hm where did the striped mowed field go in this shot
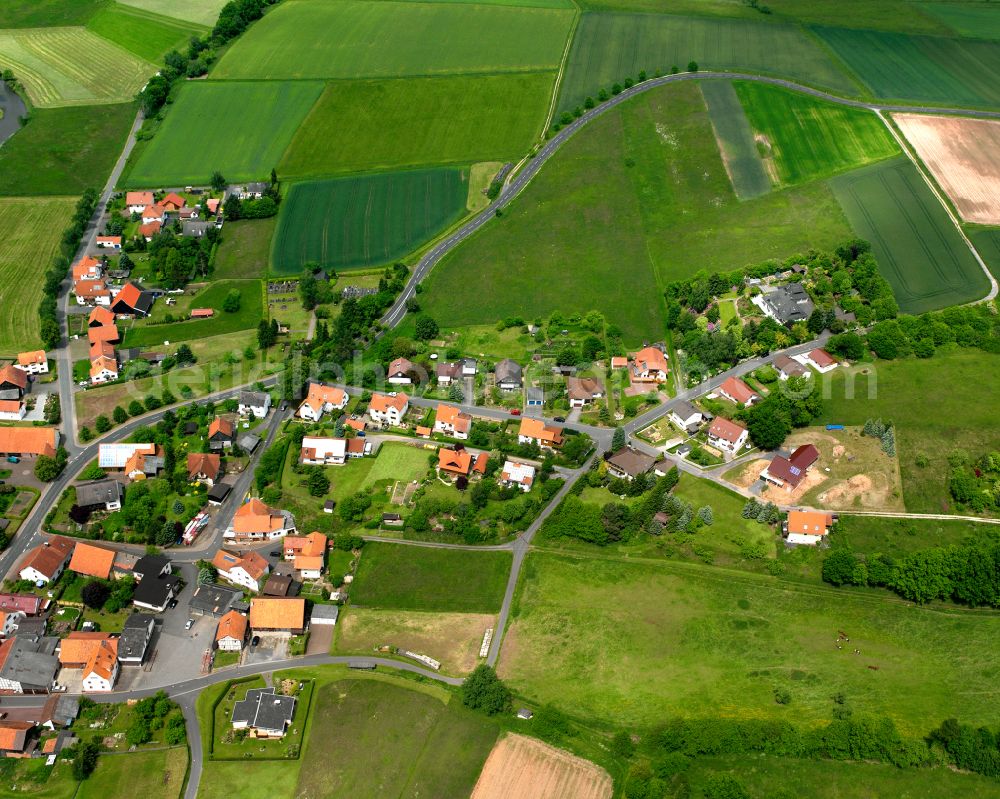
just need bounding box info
[272,170,469,273]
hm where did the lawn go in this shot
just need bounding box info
[197,762,298,799]
[0,0,107,28]
[278,73,554,178]
[557,13,859,111]
[832,514,1000,559]
[351,541,511,613]
[86,4,205,63]
[334,607,494,675]
[700,80,770,199]
[117,0,230,27]
[208,677,312,760]
[0,103,136,196]
[272,170,469,273]
[121,280,263,346]
[422,82,851,344]
[688,753,1000,798]
[0,760,78,799]
[922,2,1000,39]
[294,679,497,799]
[212,218,276,280]
[0,27,154,108]
[122,80,324,187]
[734,80,900,186]
[814,26,1000,107]
[0,196,77,352]
[77,748,187,799]
[830,156,991,313]
[500,551,1000,732]
[211,0,573,80]
[816,350,1000,514]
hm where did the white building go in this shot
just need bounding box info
[300,436,347,466]
[707,417,749,455]
[499,461,535,492]
[238,390,271,419]
[368,393,408,427]
[297,383,347,422]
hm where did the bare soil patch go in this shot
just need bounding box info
[895,113,1000,224]
[725,458,768,488]
[470,733,612,799]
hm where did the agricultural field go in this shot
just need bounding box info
[500,552,1000,731]
[117,0,230,27]
[422,82,851,343]
[0,102,136,196]
[816,350,1000,514]
[334,607,494,674]
[212,218,276,280]
[211,0,573,80]
[86,4,205,63]
[471,734,613,799]
[76,748,187,799]
[734,81,899,186]
[830,156,990,313]
[295,679,498,799]
[0,0,107,28]
[0,27,154,107]
[895,113,1000,225]
[814,26,1000,107]
[272,170,468,273]
[123,81,324,187]
[278,74,554,178]
[351,542,511,613]
[921,1,1000,39]
[700,80,770,199]
[0,196,77,352]
[968,227,1000,280]
[557,13,860,111]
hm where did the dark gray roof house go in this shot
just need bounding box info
[760,283,813,325]
[189,583,242,617]
[238,433,261,453]
[606,446,656,481]
[669,400,703,431]
[133,555,171,581]
[132,573,179,612]
[181,221,213,238]
[75,479,124,509]
[0,636,59,693]
[118,615,155,664]
[495,359,522,390]
[231,688,296,737]
[207,482,232,504]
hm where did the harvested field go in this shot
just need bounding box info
[894,113,1000,225]
[471,734,612,799]
[117,0,229,26]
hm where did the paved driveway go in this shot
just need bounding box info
[243,634,289,666]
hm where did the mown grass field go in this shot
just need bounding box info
[352,542,511,613]
[921,1,1000,39]
[814,26,1000,107]
[734,81,899,186]
[0,760,77,799]
[273,170,468,273]
[423,82,851,343]
[501,552,1000,731]
[816,350,1000,515]
[558,13,859,110]
[688,754,1000,798]
[86,4,205,62]
[117,0,229,26]
[212,0,573,80]
[77,748,187,799]
[0,102,135,196]
[833,514,1000,559]
[0,197,76,352]
[830,156,990,313]
[197,762,297,799]
[0,27,154,107]
[0,0,106,28]
[122,280,262,346]
[278,73,554,177]
[296,679,497,799]
[700,80,770,199]
[123,81,323,187]
[212,218,276,280]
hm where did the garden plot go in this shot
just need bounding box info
[894,113,1000,225]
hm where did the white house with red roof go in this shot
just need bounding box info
[499,460,535,492]
[297,382,347,422]
[707,417,749,455]
[434,403,471,440]
[798,348,839,374]
[368,393,408,427]
[718,376,760,406]
[141,205,166,224]
[14,351,47,376]
[387,358,415,385]
[95,236,121,250]
[631,346,670,383]
[126,191,154,214]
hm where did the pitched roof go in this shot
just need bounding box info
[0,427,57,457]
[435,403,471,433]
[0,594,41,615]
[187,452,221,481]
[75,478,123,508]
[89,341,116,361]
[126,191,153,206]
[96,236,121,246]
[790,444,820,469]
[567,376,605,400]
[17,350,46,367]
[808,348,836,368]
[773,354,808,376]
[786,510,834,535]
[88,307,115,327]
[294,555,324,572]
[501,460,535,486]
[72,256,102,280]
[98,442,156,469]
[68,542,115,580]
[388,357,414,377]
[607,446,656,477]
[58,632,114,666]
[0,365,27,390]
[216,610,247,643]
[0,400,22,415]
[708,417,747,444]
[438,447,472,475]
[719,376,758,405]
[494,358,521,382]
[74,279,110,299]
[141,204,165,218]
[213,549,268,580]
[610,356,628,369]
[518,418,563,445]
[84,638,117,681]
[161,192,185,209]
[233,498,285,534]
[249,598,305,630]
[114,282,143,310]
[90,355,118,380]
[284,532,327,558]
[473,452,489,474]
[369,392,408,414]
[208,417,234,439]
[138,220,161,238]
[0,721,33,751]
[87,323,119,345]
[633,346,669,374]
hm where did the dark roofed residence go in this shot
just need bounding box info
[761,444,821,490]
[189,583,242,617]
[606,446,656,481]
[75,479,124,510]
[231,687,296,738]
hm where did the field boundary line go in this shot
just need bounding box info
[875,109,998,304]
[542,4,581,132]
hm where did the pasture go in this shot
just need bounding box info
[816,350,1000,514]
[0,197,77,352]
[197,762,297,799]
[211,0,573,80]
[278,73,554,177]
[0,102,136,196]
[76,748,187,799]
[734,81,899,186]
[295,679,497,799]
[0,27,154,107]
[895,113,1000,225]
[422,82,850,343]
[500,551,1000,731]
[830,156,990,313]
[122,81,323,187]
[471,735,613,799]
[351,542,511,613]
[0,0,106,28]
[117,0,229,26]
[921,2,1000,39]
[833,514,1000,559]
[814,27,1000,107]
[212,218,275,280]
[700,80,770,199]
[86,4,205,63]
[272,170,468,273]
[558,13,859,110]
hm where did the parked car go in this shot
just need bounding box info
[251,635,261,648]
[510,408,521,416]
[168,598,178,609]
[269,550,281,558]
[553,416,565,423]
[185,618,194,630]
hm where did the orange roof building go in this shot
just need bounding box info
[139,220,162,239]
[16,350,47,369]
[0,365,28,391]
[216,610,248,650]
[58,632,115,667]
[249,598,305,633]
[785,510,836,545]
[298,382,348,421]
[517,418,563,447]
[161,192,185,210]
[82,638,118,691]
[208,417,234,441]
[68,542,116,580]
[0,427,58,458]
[437,447,488,477]
[87,323,120,346]
[126,191,153,208]
[228,498,295,541]
[188,452,221,482]
[719,376,759,406]
[282,532,327,559]
[72,256,102,281]
[88,306,115,327]
[0,721,33,752]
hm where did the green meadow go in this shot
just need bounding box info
[700,80,770,199]
[86,4,204,62]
